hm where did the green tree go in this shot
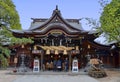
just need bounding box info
[83,0,120,47]
[0,0,33,68]
[0,0,21,29]
[0,26,33,68]
[100,0,120,47]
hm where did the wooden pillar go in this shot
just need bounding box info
[69,52,72,72]
[107,55,109,66]
[111,52,115,67]
[101,57,104,63]
[119,51,120,68]
[40,50,43,71]
[118,51,120,68]
[113,56,115,67]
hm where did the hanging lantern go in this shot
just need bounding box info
[21,44,24,48]
[46,49,50,55]
[34,45,37,50]
[55,50,58,55]
[14,57,18,64]
[88,44,90,49]
[51,55,53,58]
[74,46,80,54]
[76,46,79,50]
[63,50,67,55]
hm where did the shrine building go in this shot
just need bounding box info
[10,6,120,71]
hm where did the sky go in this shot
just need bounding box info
[12,0,102,31]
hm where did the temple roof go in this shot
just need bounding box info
[12,6,88,37]
[27,6,84,32]
[29,18,83,31]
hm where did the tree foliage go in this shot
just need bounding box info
[0,0,33,68]
[100,0,120,47]
[0,0,21,29]
[0,26,33,68]
[83,0,120,47]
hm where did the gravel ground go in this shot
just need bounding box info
[0,69,120,82]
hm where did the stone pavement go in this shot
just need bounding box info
[0,69,120,82]
[96,70,120,82]
[12,75,98,82]
[0,70,22,82]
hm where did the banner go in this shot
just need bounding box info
[33,59,40,72]
[72,59,78,73]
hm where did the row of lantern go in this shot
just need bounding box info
[33,45,80,55]
[46,49,80,55]
[46,49,67,55]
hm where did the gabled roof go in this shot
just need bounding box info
[28,6,84,33]
[12,6,88,37]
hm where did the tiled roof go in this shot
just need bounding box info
[29,18,84,31]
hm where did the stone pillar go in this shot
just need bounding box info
[18,53,27,72]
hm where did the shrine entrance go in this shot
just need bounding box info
[43,53,69,71]
[32,45,78,72]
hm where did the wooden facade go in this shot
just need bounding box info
[10,7,120,70]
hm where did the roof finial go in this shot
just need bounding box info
[52,5,61,16]
[56,5,58,10]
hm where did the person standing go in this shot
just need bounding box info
[53,59,57,71]
[56,59,62,71]
[64,58,69,72]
